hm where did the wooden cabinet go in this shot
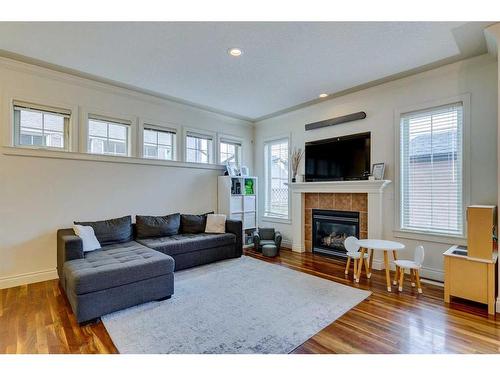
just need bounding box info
[444,245,497,315]
[467,205,496,259]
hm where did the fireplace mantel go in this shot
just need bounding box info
[288,180,391,194]
[289,180,392,259]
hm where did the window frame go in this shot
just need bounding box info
[263,135,291,221]
[87,115,131,157]
[217,134,243,166]
[138,118,179,161]
[81,108,136,157]
[394,94,471,243]
[12,100,72,152]
[183,127,216,164]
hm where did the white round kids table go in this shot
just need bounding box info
[355,239,406,292]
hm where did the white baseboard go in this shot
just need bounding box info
[283,239,305,253]
[0,268,58,290]
[497,297,500,314]
[371,259,444,282]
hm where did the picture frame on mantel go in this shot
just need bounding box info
[372,163,385,180]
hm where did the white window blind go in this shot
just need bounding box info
[400,102,464,236]
[264,138,289,219]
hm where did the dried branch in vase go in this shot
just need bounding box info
[291,147,304,181]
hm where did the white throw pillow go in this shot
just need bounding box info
[205,214,226,234]
[73,224,101,252]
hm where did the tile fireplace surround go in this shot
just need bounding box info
[304,193,368,252]
[289,180,391,269]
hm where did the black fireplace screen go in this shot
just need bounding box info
[312,209,360,257]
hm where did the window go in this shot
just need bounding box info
[88,116,130,156]
[264,138,289,219]
[219,138,242,166]
[400,102,464,236]
[143,126,176,160]
[14,102,70,149]
[185,132,213,163]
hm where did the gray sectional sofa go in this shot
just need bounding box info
[57,213,242,323]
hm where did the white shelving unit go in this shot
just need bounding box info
[218,175,258,247]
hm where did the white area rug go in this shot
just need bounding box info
[102,256,370,354]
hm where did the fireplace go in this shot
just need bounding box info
[312,209,360,258]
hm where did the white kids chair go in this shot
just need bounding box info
[394,245,425,293]
[344,236,369,282]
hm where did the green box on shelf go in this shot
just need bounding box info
[244,179,254,195]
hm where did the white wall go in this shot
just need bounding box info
[254,54,498,281]
[485,23,500,313]
[0,57,254,289]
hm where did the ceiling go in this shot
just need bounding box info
[0,22,493,121]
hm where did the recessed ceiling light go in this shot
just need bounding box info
[228,48,242,57]
[319,93,329,98]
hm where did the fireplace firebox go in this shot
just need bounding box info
[312,209,360,258]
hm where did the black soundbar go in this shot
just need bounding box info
[305,111,366,131]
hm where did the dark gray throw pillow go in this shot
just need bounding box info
[136,213,180,239]
[74,215,132,246]
[181,212,214,234]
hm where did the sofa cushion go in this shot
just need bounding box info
[205,214,226,234]
[180,212,214,234]
[136,232,236,256]
[63,241,174,295]
[74,215,132,246]
[136,213,180,239]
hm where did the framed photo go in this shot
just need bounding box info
[372,163,385,180]
[240,166,249,177]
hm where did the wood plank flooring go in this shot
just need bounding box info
[1,248,499,354]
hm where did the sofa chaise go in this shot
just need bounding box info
[57,213,242,323]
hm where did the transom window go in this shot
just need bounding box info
[14,102,70,150]
[185,132,213,164]
[400,102,464,236]
[88,116,130,156]
[143,127,176,160]
[264,138,289,219]
[219,139,242,166]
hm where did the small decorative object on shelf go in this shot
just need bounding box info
[372,163,385,180]
[226,162,239,176]
[291,147,304,183]
[240,166,249,177]
[244,178,254,195]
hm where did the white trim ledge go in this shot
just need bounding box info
[393,229,467,246]
[0,268,58,290]
[288,179,391,194]
[261,216,292,225]
[2,146,226,171]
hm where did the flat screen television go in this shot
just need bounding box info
[305,132,371,181]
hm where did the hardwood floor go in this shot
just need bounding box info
[1,248,499,354]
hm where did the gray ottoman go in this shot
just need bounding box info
[61,241,175,323]
[262,244,278,257]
